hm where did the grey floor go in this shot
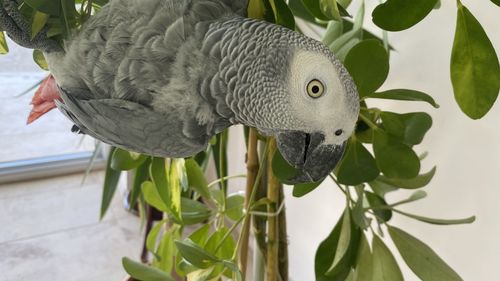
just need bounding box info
[0,172,144,281]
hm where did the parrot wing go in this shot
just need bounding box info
[57,87,211,158]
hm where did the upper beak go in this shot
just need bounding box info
[276,131,346,184]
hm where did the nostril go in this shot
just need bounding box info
[335,129,343,136]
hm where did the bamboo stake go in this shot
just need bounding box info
[266,138,280,281]
[239,128,259,278]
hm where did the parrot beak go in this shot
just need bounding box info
[276,132,346,184]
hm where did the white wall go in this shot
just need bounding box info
[262,1,500,280]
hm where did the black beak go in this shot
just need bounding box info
[276,131,346,184]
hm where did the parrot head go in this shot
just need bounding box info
[240,26,360,184]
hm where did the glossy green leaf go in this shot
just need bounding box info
[33,50,48,70]
[391,190,428,208]
[185,159,210,198]
[352,188,371,229]
[142,181,168,212]
[154,226,179,272]
[175,239,220,269]
[289,0,318,24]
[369,178,398,197]
[380,112,432,146]
[388,226,463,281]
[326,210,352,275]
[0,32,8,54]
[365,192,392,222]
[272,0,296,29]
[328,2,364,53]
[451,2,500,119]
[248,0,267,19]
[24,0,61,15]
[129,159,151,209]
[31,11,49,39]
[367,89,439,108]
[150,157,170,209]
[372,236,404,281]
[492,0,500,7]
[205,227,236,260]
[394,209,475,225]
[316,210,360,281]
[372,0,438,31]
[180,198,212,225]
[212,132,228,189]
[146,220,167,255]
[169,159,184,222]
[378,166,436,189]
[122,257,173,281]
[373,130,420,179]
[225,194,245,221]
[100,147,121,219]
[111,148,147,171]
[323,20,344,46]
[320,0,341,21]
[187,267,215,281]
[352,232,373,281]
[293,180,322,197]
[344,40,389,97]
[337,139,379,185]
[272,149,299,184]
[301,0,330,21]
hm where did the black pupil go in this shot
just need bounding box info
[311,85,320,94]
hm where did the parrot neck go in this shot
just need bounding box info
[202,17,301,132]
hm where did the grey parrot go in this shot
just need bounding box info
[0,0,359,183]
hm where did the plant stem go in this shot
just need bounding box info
[239,127,259,278]
[278,184,288,281]
[266,138,280,281]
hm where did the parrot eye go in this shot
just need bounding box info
[306,79,324,98]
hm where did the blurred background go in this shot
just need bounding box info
[0,0,499,280]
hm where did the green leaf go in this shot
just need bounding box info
[372,236,404,281]
[272,149,299,184]
[24,0,61,15]
[301,0,331,21]
[293,180,322,197]
[122,257,174,281]
[146,220,167,255]
[169,159,184,222]
[154,226,179,272]
[0,32,8,54]
[328,2,364,53]
[33,50,48,70]
[380,112,432,146]
[326,210,352,275]
[175,239,220,269]
[492,0,500,7]
[205,227,236,260]
[352,233,373,281]
[388,226,463,281]
[129,159,151,209]
[372,0,438,31]
[451,2,500,119]
[322,20,343,46]
[315,210,359,281]
[142,181,168,212]
[289,0,318,24]
[31,11,49,39]
[111,148,147,171]
[180,198,212,225]
[319,0,341,21]
[100,147,122,219]
[352,187,371,230]
[272,0,296,29]
[365,192,392,222]
[391,190,427,207]
[373,130,420,179]
[344,40,389,97]
[366,89,439,108]
[187,267,215,281]
[377,166,436,189]
[225,194,245,221]
[185,159,210,198]
[337,138,379,185]
[393,209,475,225]
[150,157,171,209]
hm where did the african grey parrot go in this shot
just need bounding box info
[0,0,359,183]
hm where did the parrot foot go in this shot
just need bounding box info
[0,0,62,52]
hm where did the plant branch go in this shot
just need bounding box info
[266,138,280,281]
[239,127,259,278]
